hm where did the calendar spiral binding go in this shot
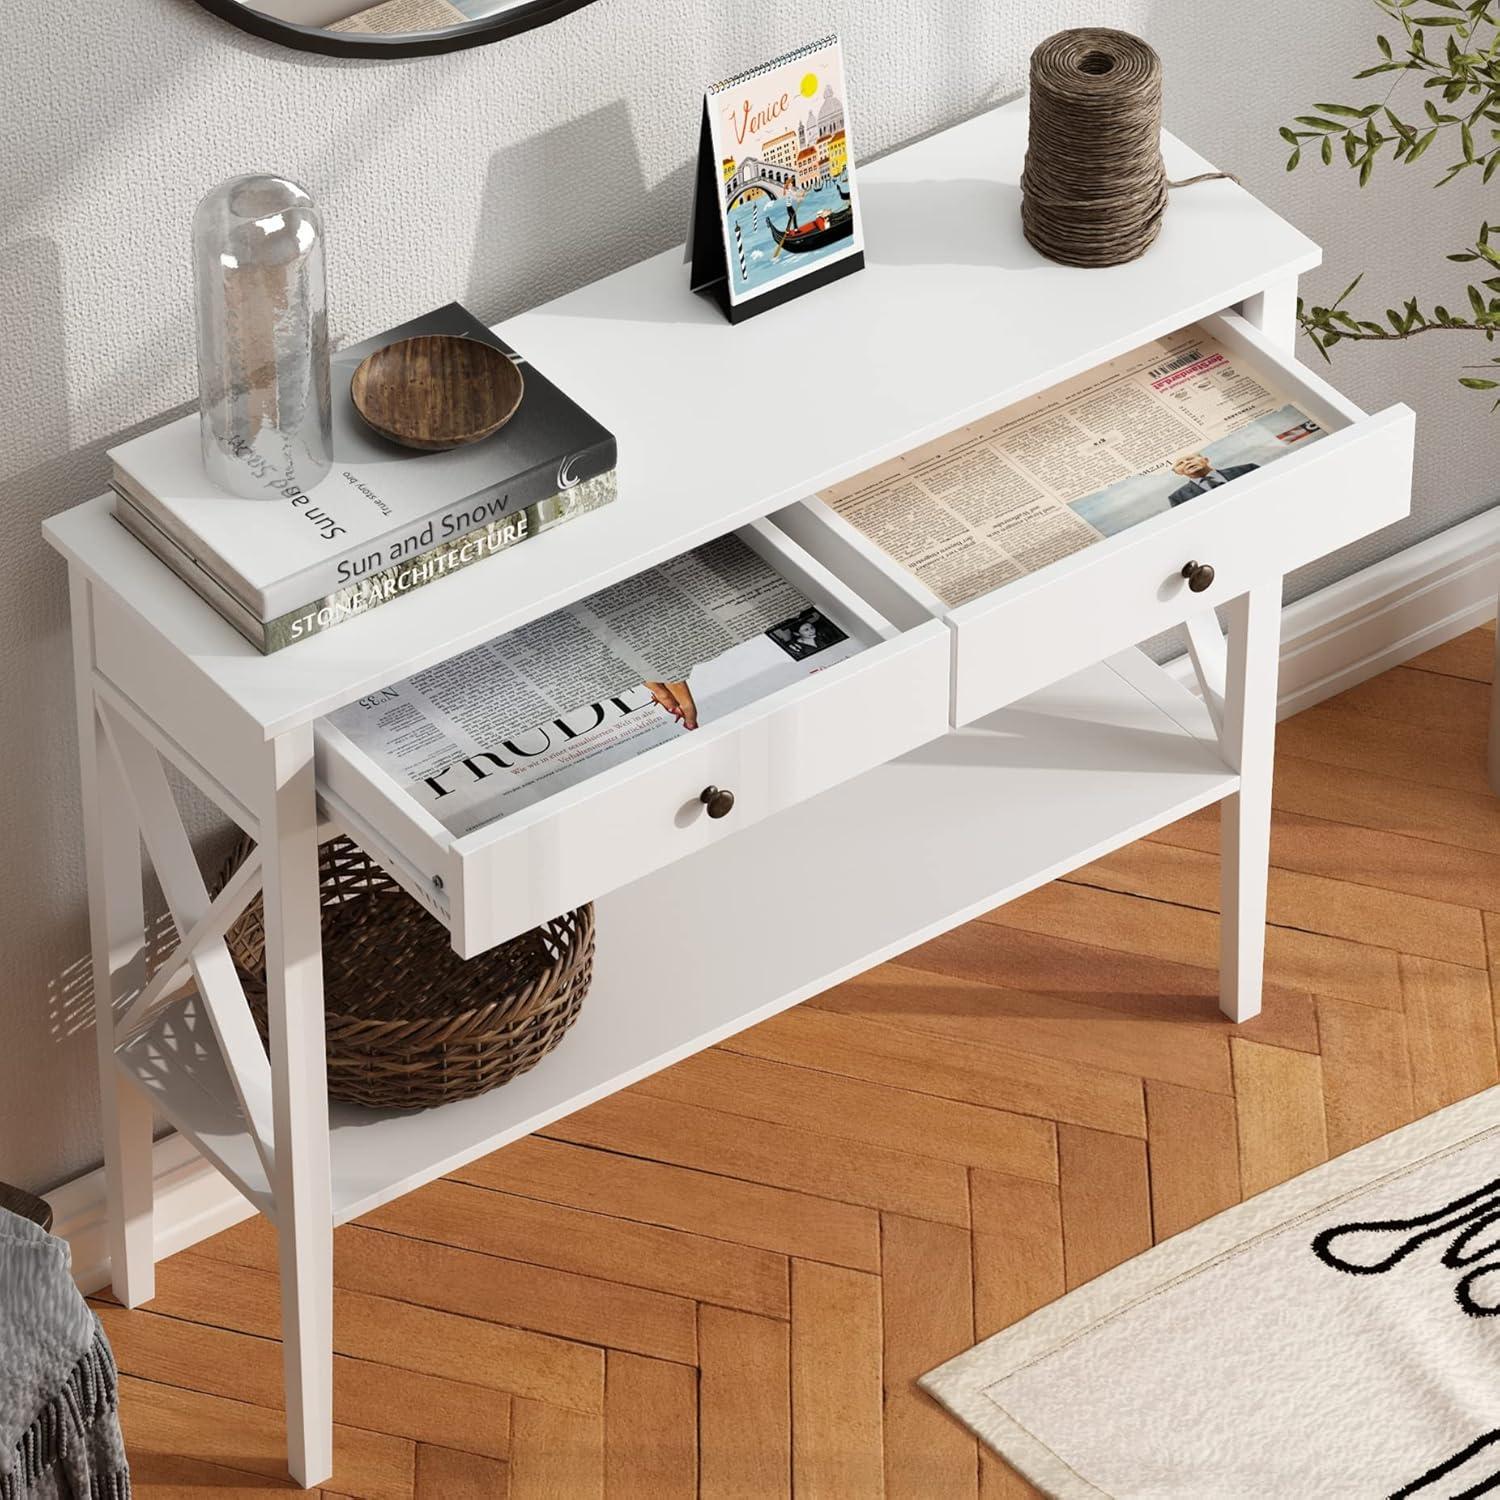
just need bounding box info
[708,35,838,96]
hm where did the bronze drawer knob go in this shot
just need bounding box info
[1181,560,1216,593]
[701,786,735,819]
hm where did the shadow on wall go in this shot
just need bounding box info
[464,98,694,325]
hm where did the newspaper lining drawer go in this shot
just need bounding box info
[777,310,1415,727]
[316,517,951,958]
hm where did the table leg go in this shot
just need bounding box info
[1217,580,1282,1022]
[261,726,333,1489]
[70,571,156,1306]
[1239,276,1299,355]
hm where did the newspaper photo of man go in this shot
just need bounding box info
[1167,453,1260,507]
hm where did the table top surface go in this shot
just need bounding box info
[46,96,1319,739]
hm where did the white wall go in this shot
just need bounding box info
[2,0,1491,1192]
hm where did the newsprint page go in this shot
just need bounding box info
[818,324,1330,607]
[327,535,868,837]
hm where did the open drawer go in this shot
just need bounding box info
[776,310,1416,727]
[317,517,950,957]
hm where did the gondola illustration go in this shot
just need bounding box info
[770,205,854,254]
[835,181,851,201]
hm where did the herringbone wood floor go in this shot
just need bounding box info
[95,626,1500,1498]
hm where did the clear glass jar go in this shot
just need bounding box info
[192,175,332,501]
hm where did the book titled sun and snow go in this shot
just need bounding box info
[110,303,618,653]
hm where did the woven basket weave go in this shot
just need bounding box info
[218,835,594,1109]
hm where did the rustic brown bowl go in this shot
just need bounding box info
[350,333,524,451]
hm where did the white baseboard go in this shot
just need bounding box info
[1165,507,1500,716]
[48,510,1500,1293]
[47,1132,254,1295]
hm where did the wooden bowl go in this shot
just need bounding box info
[350,334,524,451]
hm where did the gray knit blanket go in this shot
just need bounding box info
[0,1209,129,1499]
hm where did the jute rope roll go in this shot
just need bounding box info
[1021,28,1233,268]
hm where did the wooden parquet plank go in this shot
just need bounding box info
[876,928,1232,1093]
[816,960,1248,1104]
[453,1132,879,1273]
[127,1450,320,1498]
[196,1216,698,1366]
[602,1351,697,1500]
[1324,664,1490,736]
[1276,702,1491,797]
[637,1041,1058,1181]
[1271,753,1500,856]
[880,1213,978,1499]
[136,1249,602,1414]
[544,1087,973,1225]
[1406,626,1494,682]
[362,1177,790,1316]
[1073,835,1487,967]
[989,876,1404,1010]
[1316,996,1416,1156]
[1484,911,1500,1050]
[414,1445,509,1499]
[117,1376,413,1500]
[1056,1125,1152,1288]
[791,1260,886,1499]
[509,1400,603,1500]
[1400,953,1500,1113]
[723,1002,1144,1139]
[1232,1038,1329,1196]
[97,1303,512,1460]
[970,1171,1065,1337]
[699,1307,790,1500]
[1144,1081,1240,1240]
[1155,807,1500,933]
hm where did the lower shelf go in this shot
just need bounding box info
[117,649,1234,1225]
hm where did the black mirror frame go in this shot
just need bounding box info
[194,0,599,57]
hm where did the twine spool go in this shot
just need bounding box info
[1022,28,1225,268]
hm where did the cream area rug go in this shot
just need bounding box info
[922,1087,1500,1499]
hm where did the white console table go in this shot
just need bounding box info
[45,98,1414,1487]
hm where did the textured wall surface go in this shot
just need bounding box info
[2,0,1492,1191]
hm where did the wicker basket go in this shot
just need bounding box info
[218,835,594,1109]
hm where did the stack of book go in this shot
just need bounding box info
[110,303,618,653]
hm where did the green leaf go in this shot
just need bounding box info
[1361,152,1375,185]
[1336,272,1366,303]
[1410,127,1440,159]
[1322,134,1335,164]
[1464,120,1478,157]
[1460,376,1500,386]
[1315,102,1379,116]
[1379,32,1395,54]
[1470,283,1488,316]
[1287,147,1302,171]
[1487,151,1500,179]
[1279,125,1300,144]
[1296,115,1346,129]
[1355,62,1404,75]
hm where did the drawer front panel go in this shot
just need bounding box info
[450,620,948,956]
[781,312,1416,729]
[949,404,1413,723]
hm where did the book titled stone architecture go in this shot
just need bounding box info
[109,302,618,652]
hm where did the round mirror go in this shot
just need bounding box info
[194,0,598,57]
